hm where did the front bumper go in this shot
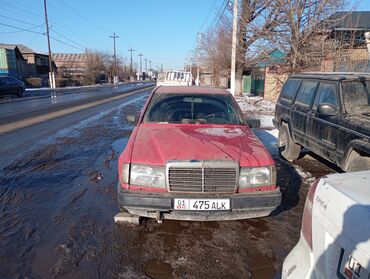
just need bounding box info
[117,186,281,221]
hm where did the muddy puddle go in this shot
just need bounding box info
[0,93,337,278]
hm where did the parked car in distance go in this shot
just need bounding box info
[282,171,370,279]
[0,76,25,97]
[117,86,281,221]
[274,72,370,171]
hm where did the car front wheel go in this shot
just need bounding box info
[278,123,300,162]
[17,88,24,97]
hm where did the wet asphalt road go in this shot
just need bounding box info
[0,87,338,279]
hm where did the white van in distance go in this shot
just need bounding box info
[157,70,193,86]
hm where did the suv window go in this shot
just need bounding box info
[294,80,318,107]
[144,93,244,125]
[313,82,338,109]
[341,80,370,114]
[280,78,301,102]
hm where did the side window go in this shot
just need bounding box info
[280,78,301,102]
[294,80,318,107]
[313,82,338,110]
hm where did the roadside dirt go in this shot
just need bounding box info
[0,95,337,279]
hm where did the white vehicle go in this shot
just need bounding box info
[157,70,193,86]
[282,171,370,279]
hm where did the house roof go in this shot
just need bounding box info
[52,53,87,63]
[0,44,36,54]
[327,11,370,30]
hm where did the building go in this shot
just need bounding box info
[0,44,27,79]
[320,11,370,72]
[0,43,56,79]
[52,53,87,79]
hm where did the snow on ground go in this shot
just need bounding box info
[236,95,275,114]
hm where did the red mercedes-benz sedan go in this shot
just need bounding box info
[117,86,281,221]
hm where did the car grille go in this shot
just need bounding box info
[167,161,238,193]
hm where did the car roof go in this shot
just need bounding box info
[155,86,230,95]
[290,72,370,82]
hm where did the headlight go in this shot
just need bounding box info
[130,164,165,188]
[120,163,130,184]
[239,166,276,188]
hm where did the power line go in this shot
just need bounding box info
[0,2,107,51]
[198,0,220,33]
[0,14,43,27]
[58,0,112,34]
[0,22,44,35]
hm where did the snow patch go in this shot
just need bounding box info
[236,96,275,114]
[196,127,244,138]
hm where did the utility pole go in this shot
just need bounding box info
[43,0,55,89]
[138,53,143,80]
[128,47,134,75]
[149,60,152,70]
[230,0,238,96]
[144,58,148,75]
[110,32,119,83]
[196,32,203,86]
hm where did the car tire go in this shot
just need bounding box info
[278,123,300,162]
[347,156,370,172]
[17,88,24,97]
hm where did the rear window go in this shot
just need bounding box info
[341,80,370,114]
[280,79,301,101]
[143,93,244,125]
[294,80,318,107]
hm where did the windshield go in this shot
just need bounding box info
[143,93,244,125]
[341,80,370,115]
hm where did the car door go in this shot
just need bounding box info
[306,81,339,161]
[0,77,5,94]
[0,77,13,95]
[290,79,319,146]
[7,77,18,94]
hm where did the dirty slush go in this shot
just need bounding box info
[0,94,335,279]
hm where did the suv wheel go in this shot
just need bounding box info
[278,123,300,162]
[17,88,24,97]
[347,156,370,172]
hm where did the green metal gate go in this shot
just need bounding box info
[243,75,251,94]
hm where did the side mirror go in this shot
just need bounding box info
[246,117,261,128]
[127,115,139,124]
[317,103,337,117]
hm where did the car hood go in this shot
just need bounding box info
[131,123,274,166]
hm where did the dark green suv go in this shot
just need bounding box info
[273,72,370,171]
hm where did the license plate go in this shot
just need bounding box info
[338,248,370,279]
[174,198,230,211]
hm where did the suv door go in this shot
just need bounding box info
[306,82,339,161]
[290,80,319,146]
